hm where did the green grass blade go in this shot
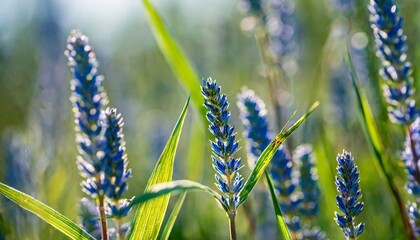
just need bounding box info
[142,0,206,124]
[129,180,223,209]
[347,49,415,238]
[159,191,187,240]
[264,172,292,240]
[0,182,95,240]
[345,51,389,175]
[238,102,319,206]
[128,97,190,240]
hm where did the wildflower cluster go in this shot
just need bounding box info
[294,145,324,239]
[201,77,243,212]
[369,0,420,235]
[65,30,131,239]
[335,150,365,239]
[368,0,416,124]
[65,29,109,199]
[237,89,323,238]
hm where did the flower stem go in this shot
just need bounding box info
[228,212,237,240]
[97,197,108,240]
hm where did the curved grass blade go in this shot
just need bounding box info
[0,182,95,240]
[129,180,223,210]
[159,191,187,240]
[264,172,292,240]
[345,51,389,175]
[142,0,206,125]
[238,102,319,206]
[128,97,190,240]
[346,49,414,238]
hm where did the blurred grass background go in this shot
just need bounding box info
[0,0,420,239]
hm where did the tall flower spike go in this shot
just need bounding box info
[237,89,302,232]
[335,150,365,239]
[295,145,320,217]
[102,107,132,238]
[294,144,324,239]
[403,118,420,235]
[201,77,243,211]
[368,0,417,124]
[103,108,131,211]
[65,29,110,240]
[65,29,109,198]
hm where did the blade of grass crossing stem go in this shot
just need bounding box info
[142,0,206,125]
[238,102,319,206]
[160,191,187,240]
[264,172,292,240]
[0,182,95,240]
[345,50,389,176]
[129,180,224,210]
[129,98,189,239]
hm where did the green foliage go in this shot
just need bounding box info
[238,102,319,206]
[129,97,190,239]
[142,0,206,125]
[265,172,292,240]
[129,180,223,208]
[160,191,187,240]
[0,182,95,240]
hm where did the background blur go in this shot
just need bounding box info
[0,0,420,239]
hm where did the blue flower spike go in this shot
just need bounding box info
[237,89,302,233]
[368,0,417,125]
[65,29,109,199]
[201,77,243,212]
[335,150,365,239]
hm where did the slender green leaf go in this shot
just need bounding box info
[345,51,389,176]
[264,172,292,240]
[160,191,187,240]
[0,182,95,240]
[238,102,319,206]
[129,180,223,210]
[129,98,190,239]
[347,48,415,239]
[142,0,206,125]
